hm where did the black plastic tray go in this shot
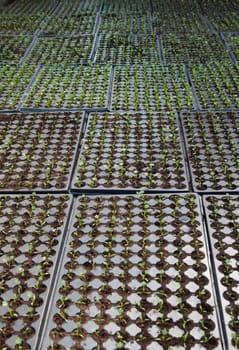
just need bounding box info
[181,110,239,193]
[0,112,85,192]
[161,33,230,64]
[0,35,34,64]
[199,1,239,16]
[98,13,153,35]
[71,111,189,192]
[0,0,58,16]
[111,64,196,112]
[40,193,222,350]
[0,193,72,350]
[0,64,38,112]
[94,34,162,64]
[151,0,201,15]
[102,0,151,15]
[22,64,113,111]
[187,63,239,110]
[203,194,239,350]
[152,13,214,36]
[206,13,239,32]
[0,14,43,35]
[221,32,239,63]
[52,0,103,16]
[39,13,99,36]
[25,36,96,65]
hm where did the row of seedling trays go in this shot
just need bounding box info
[6,0,239,16]
[3,0,239,32]
[1,11,239,37]
[0,12,223,36]
[0,13,155,36]
[0,110,239,193]
[1,62,239,112]
[1,32,236,65]
[0,192,239,349]
[0,0,110,16]
[151,0,239,15]
[0,0,154,17]
[2,0,239,27]
[221,32,239,62]
[0,0,59,16]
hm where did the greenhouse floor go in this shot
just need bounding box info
[0,0,239,349]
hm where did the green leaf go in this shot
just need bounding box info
[16,337,23,345]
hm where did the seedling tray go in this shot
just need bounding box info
[40,14,98,36]
[111,64,195,112]
[98,13,153,35]
[0,14,43,35]
[22,64,112,111]
[188,63,239,109]
[199,1,239,15]
[1,0,57,16]
[41,193,222,350]
[203,194,239,349]
[52,0,103,16]
[94,34,161,64]
[206,13,239,32]
[181,111,239,193]
[151,0,201,15]
[0,64,38,111]
[222,33,239,62]
[25,36,95,64]
[0,35,33,64]
[72,111,189,192]
[0,193,72,350]
[152,13,212,35]
[102,0,151,15]
[162,33,229,64]
[0,112,84,192]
